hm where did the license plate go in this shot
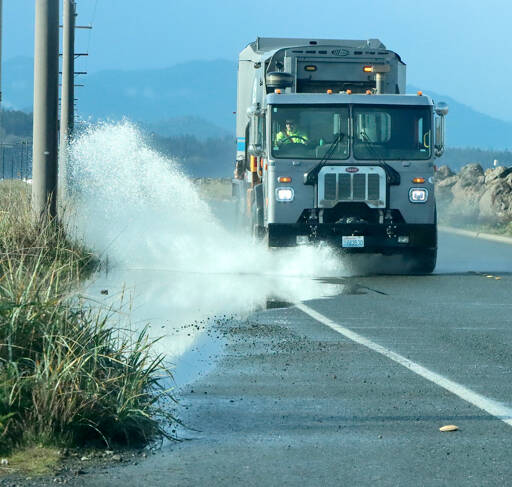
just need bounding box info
[342,236,365,248]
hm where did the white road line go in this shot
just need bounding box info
[296,302,512,427]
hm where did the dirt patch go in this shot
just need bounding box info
[0,447,153,486]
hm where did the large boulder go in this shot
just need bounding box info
[456,163,485,188]
[484,166,509,184]
[479,174,512,223]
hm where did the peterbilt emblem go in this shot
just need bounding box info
[345,167,359,173]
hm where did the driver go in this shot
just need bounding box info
[276,119,308,145]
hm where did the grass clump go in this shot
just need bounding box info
[0,180,176,453]
[6,446,61,476]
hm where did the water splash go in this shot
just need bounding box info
[69,120,344,279]
[69,121,346,374]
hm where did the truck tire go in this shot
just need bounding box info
[409,213,437,274]
[409,248,437,274]
[252,224,267,241]
[250,184,265,241]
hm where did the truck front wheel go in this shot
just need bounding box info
[408,248,437,274]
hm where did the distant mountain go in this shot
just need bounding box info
[80,60,237,132]
[3,57,511,150]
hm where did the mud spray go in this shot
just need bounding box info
[69,121,345,372]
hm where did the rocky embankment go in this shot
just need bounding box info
[435,163,512,228]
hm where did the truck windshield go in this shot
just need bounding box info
[353,105,432,160]
[271,105,349,160]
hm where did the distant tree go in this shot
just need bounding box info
[1,110,33,138]
[150,134,235,177]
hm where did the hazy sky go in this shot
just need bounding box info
[4,0,512,122]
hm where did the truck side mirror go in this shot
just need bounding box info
[247,104,265,156]
[434,102,449,157]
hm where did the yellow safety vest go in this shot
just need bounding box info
[276,130,308,145]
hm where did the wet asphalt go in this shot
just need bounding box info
[75,231,512,486]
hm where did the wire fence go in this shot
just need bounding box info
[0,141,33,181]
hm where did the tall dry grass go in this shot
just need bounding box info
[0,180,176,451]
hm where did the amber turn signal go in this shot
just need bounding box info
[412,177,425,183]
[278,177,292,183]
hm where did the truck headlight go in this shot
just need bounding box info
[276,187,294,202]
[409,187,428,203]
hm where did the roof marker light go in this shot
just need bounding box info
[275,89,282,94]
[363,65,373,73]
[417,91,423,96]
[346,89,352,94]
[327,89,333,94]
[412,177,425,184]
[278,176,292,183]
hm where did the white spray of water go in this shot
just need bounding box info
[69,121,346,370]
[70,121,344,278]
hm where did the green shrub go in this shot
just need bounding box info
[0,181,176,451]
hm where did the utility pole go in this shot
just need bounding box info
[32,0,60,220]
[59,0,75,202]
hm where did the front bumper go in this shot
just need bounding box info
[267,222,437,252]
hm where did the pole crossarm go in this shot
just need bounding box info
[60,24,92,29]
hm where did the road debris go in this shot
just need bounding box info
[439,425,459,432]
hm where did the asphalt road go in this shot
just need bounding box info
[78,230,512,486]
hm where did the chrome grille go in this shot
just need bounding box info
[324,173,337,200]
[317,166,387,209]
[353,174,366,199]
[368,174,380,200]
[338,174,351,199]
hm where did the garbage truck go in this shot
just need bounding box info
[232,37,448,273]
